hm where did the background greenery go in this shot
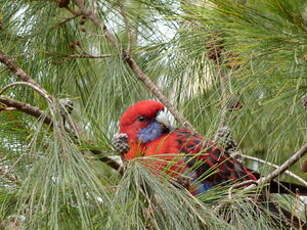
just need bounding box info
[0,0,306,229]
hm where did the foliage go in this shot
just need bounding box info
[0,0,306,229]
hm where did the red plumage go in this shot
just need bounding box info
[117,100,307,228]
[118,100,307,195]
[119,100,257,190]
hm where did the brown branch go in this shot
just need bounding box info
[0,50,52,103]
[122,51,195,130]
[71,0,195,131]
[62,54,113,59]
[0,96,53,125]
[0,51,41,87]
[65,6,82,17]
[0,95,121,171]
[243,144,307,192]
[0,50,121,172]
[72,0,119,49]
[0,107,16,111]
[233,152,307,187]
[0,82,52,103]
[90,149,123,174]
[57,14,81,26]
[47,51,113,59]
[215,145,307,214]
[7,51,113,60]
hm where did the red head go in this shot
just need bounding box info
[119,100,165,143]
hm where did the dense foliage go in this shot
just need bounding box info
[0,0,306,229]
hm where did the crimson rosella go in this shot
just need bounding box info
[117,100,307,196]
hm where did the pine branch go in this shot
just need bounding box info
[244,144,307,192]
[61,54,113,59]
[0,51,42,87]
[56,14,81,26]
[0,95,121,171]
[6,51,113,60]
[90,149,123,174]
[122,51,195,130]
[70,0,195,131]
[0,82,52,103]
[0,50,121,172]
[0,50,52,102]
[215,144,307,217]
[0,96,53,125]
[234,152,307,187]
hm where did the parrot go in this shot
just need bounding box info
[117,100,307,195]
[116,100,307,228]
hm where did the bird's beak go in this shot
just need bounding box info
[155,110,173,131]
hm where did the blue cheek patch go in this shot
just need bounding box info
[138,121,164,143]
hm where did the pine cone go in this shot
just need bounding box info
[59,98,74,114]
[112,133,129,154]
[216,126,238,152]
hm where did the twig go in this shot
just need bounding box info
[14,51,113,60]
[0,49,122,172]
[228,180,257,200]
[65,6,82,17]
[0,50,53,107]
[71,0,195,131]
[62,54,113,59]
[122,51,195,130]
[243,144,307,192]
[215,51,228,139]
[0,96,53,125]
[87,149,123,174]
[0,107,16,111]
[210,40,231,142]
[72,0,120,49]
[0,95,121,171]
[233,152,307,187]
[57,14,82,26]
[0,51,47,91]
[0,82,52,103]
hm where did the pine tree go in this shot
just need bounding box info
[0,0,306,229]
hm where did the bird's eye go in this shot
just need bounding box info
[137,116,147,122]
